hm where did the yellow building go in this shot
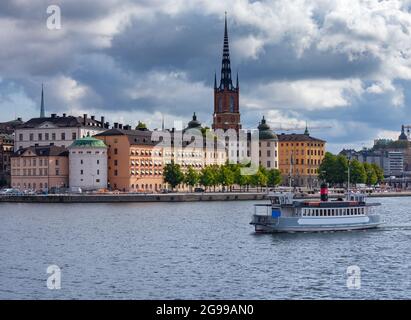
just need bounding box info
[278,132,326,188]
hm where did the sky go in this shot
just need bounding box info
[1,0,411,153]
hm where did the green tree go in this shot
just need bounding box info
[364,163,377,186]
[218,165,235,192]
[349,159,366,185]
[163,161,184,190]
[199,166,216,191]
[233,164,249,192]
[250,167,268,192]
[318,152,337,185]
[184,166,199,192]
[267,169,282,187]
[335,155,349,186]
[371,163,384,184]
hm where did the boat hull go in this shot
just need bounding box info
[251,214,382,233]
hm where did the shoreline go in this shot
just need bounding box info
[0,191,411,203]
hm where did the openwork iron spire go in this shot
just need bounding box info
[220,12,233,90]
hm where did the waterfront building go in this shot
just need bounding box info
[10,146,69,191]
[68,136,108,191]
[94,126,165,192]
[0,134,14,187]
[256,116,279,170]
[212,13,241,132]
[278,131,326,187]
[14,113,108,151]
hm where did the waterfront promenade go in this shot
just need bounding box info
[1,191,411,203]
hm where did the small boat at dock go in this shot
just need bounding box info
[250,185,382,233]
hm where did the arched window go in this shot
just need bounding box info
[230,96,234,112]
[218,98,223,112]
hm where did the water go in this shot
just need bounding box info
[0,197,410,299]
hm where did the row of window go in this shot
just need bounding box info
[284,149,324,156]
[12,168,62,176]
[281,143,324,147]
[300,207,366,217]
[130,170,163,176]
[71,151,105,155]
[19,132,77,142]
[12,158,58,167]
[283,158,321,166]
[259,150,278,157]
[280,168,318,175]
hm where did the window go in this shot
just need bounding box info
[80,160,83,165]
[230,96,235,112]
[80,170,83,175]
[30,133,34,141]
[96,179,100,183]
[267,161,271,168]
[114,170,118,176]
[38,133,42,141]
[114,148,118,155]
[52,133,56,140]
[55,159,59,166]
[97,160,100,165]
[218,98,222,112]
[114,160,118,166]
[56,169,59,176]
[61,133,66,141]
[97,169,100,175]
[19,134,23,141]
[72,132,77,140]
[267,150,271,157]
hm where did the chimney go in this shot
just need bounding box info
[101,116,105,127]
[91,115,95,121]
[63,113,66,117]
[114,122,118,129]
[17,117,22,121]
[83,114,87,126]
[105,122,109,129]
[119,124,123,129]
[51,113,57,118]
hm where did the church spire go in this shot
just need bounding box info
[220,12,233,90]
[40,84,45,118]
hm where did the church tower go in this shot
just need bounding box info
[212,13,241,132]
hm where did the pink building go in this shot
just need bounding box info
[11,146,69,192]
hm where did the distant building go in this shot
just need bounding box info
[386,151,404,177]
[10,146,69,191]
[94,127,165,193]
[0,134,14,187]
[257,116,279,170]
[14,113,108,151]
[68,136,108,191]
[278,131,326,187]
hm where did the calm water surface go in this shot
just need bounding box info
[0,197,410,299]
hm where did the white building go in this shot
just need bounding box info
[14,113,108,151]
[68,136,108,191]
[257,116,279,170]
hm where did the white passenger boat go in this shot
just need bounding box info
[250,185,382,233]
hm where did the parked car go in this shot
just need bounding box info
[160,189,171,194]
[0,188,23,196]
[194,187,205,193]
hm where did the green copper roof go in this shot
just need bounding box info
[258,116,277,140]
[69,136,107,148]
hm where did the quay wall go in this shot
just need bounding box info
[1,192,411,203]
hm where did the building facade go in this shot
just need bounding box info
[95,128,165,192]
[68,136,108,191]
[212,14,241,132]
[278,132,326,187]
[14,113,108,151]
[257,117,279,170]
[11,146,69,191]
[0,134,14,187]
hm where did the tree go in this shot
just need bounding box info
[267,169,282,187]
[318,152,338,185]
[371,163,384,184]
[250,167,268,192]
[233,164,249,192]
[218,165,235,192]
[364,163,377,186]
[335,155,349,186]
[349,159,366,185]
[163,161,184,190]
[199,166,216,191]
[184,166,199,192]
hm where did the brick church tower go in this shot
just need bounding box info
[212,13,241,132]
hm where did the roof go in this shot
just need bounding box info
[17,115,103,129]
[278,133,325,143]
[94,128,158,146]
[258,117,278,140]
[68,136,107,149]
[13,146,68,157]
[0,119,24,134]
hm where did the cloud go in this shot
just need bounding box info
[1,0,411,153]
